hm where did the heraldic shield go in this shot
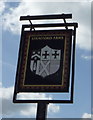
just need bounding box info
[30,45,61,78]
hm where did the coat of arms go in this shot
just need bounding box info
[30,45,61,78]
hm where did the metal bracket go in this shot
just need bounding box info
[63,18,68,30]
[13,13,78,120]
[29,20,35,31]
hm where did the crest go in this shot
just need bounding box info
[30,45,61,78]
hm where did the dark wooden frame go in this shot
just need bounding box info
[16,29,72,93]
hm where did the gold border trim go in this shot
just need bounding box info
[19,30,72,90]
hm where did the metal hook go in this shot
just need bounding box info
[63,18,68,30]
[29,20,35,31]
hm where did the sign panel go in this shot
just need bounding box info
[16,30,72,92]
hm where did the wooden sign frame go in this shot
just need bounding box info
[16,29,72,93]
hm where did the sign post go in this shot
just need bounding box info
[13,14,78,120]
[36,102,48,120]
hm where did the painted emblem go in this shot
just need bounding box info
[30,45,61,78]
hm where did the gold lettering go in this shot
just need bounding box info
[31,36,64,40]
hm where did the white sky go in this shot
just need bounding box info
[1,1,91,51]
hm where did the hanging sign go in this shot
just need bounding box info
[16,30,72,92]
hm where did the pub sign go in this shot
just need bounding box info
[16,30,72,92]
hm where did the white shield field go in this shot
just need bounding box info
[30,45,61,78]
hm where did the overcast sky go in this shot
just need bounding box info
[0,0,92,119]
